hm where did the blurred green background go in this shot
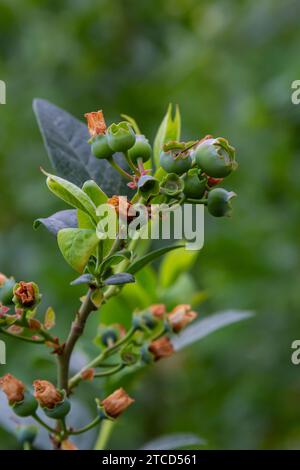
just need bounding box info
[1,0,300,449]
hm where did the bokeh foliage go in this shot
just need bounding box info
[1,0,300,449]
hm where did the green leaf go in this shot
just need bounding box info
[140,433,206,450]
[33,209,77,236]
[45,172,97,223]
[153,104,181,169]
[127,244,184,275]
[82,180,108,206]
[33,98,131,196]
[44,307,55,330]
[172,310,254,351]
[159,247,198,289]
[57,228,100,273]
[100,250,132,274]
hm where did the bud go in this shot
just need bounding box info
[148,336,174,361]
[81,368,95,381]
[33,380,71,419]
[91,134,114,159]
[128,134,152,163]
[15,424,38,446]
[183,169,207,199]
[101,388,134,419]
[137,175,160,199]
[160,149,192,175]
[168,304,197,333]
[107,122,136,152]
[160,173,184,197]
[0,275,15,305]
[149,304,166,319]
[207,188,236,217]
[13,281,41,310]
[84,110,107,138]
[194,137,237,178]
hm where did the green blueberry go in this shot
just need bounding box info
[15,424,38,445]
[207,188,236,217]
[107,122,136,152]
[183,169,207,199]
[128,134,152,163]
[12,391,38,417]
[42,391,71,419]
[91,134,114,159]
[160,173,184,197]
[160,150,192,175]
[194,137,237,178]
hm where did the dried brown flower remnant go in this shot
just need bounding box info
[149,304,166,319]
[14,282,35,307]
[149,336,174,361]
[101,388,134,419]
[33,380,62,409]
[0,374,25,403]
[85,110,107,137]
[61,440,78,450]
[81,368,95,382]
[107,195,134,222]
[168,304,197,333]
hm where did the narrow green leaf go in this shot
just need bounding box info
[57,228,100,273]
[100,250,132,274]
[82,180,108,207]
[153,104,181,169]
[172,310,254,351]
[45,172,97,223]
[127,244,184,275]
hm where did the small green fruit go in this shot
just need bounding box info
[42,391,71,419]
[107,122,136,152]
[194,137,237,178]
[160,173,184,197]
[138,175,160,198]
[16,424,38,445]
[160,150,192,175]
[91,134,114,159]
[128,135,152,163]
[207,188,236,217]
[183,169,207,199]
[12,391,38,417]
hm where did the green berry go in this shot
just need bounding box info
[183,169,207,199]
[160,150,192,175]
[160,173,184,197]
[194,137,237,178]
[12,391,38,417]
[91,134,114,159]
[207,188,236,217]
[128,134,152,163]
[107,122,136,152]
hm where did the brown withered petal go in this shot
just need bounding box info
[81,368,95,381]
[0,373,25,403]
[84,110,107,137]
[149,336,174,361]
[15,282,35,307]
[149,304,166,319]
[168,304,197,333]
[33,380,62,409]
[28,319,42,331]
[61,440,78,451]
[107,195,134,222]
[101,388,134,419]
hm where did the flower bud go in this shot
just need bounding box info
[168,304,197,333]
[107,122,136,152]
[0,275,15,305]
[91,134,114,159]
[207,188,236,217]
[137,175,160,199]
[33,380,71,419]
[160,150,192,175]
[12,281,41,310]
[160,173,184,197]
[183,169,207,199]
[101,388,134,419]
[194,137,237,178]
[128,134,152,163]
[15,424,38,446]
[85,110,107,138]
[148,336,174,361]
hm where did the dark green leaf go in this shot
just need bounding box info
[33,209,77,236]
[33,98,131,196]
